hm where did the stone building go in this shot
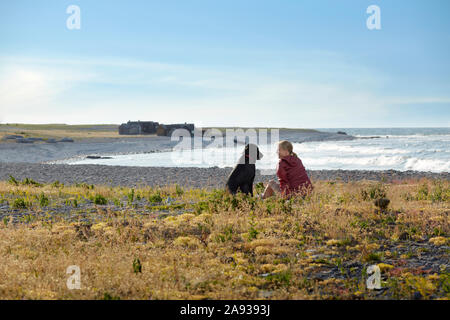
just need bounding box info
[118,121,159,135]
[156,123,195,136]
[118,121,195,136]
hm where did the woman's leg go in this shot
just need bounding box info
[262,184,274,199]
[262,180,280,199]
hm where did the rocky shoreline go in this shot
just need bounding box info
[0,163,448,188]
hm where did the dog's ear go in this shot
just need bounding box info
[257,148,264,160]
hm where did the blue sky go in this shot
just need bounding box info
[0,0,449,127]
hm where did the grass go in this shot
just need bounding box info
[0,178,448,300]
[0,123,154,142]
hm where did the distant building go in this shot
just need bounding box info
[156,123,195,136]
[118,121,159,135]
[118,121,194,136]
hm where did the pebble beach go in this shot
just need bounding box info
[1,163,449,189]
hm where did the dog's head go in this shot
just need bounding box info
[244,143,263,163]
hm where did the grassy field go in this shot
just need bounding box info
[0,123,125,141]
[0,178,448,300]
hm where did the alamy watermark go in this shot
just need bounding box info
[66,5,81,30]
[65,5,381,31]
[66,265,81,290]
[366,264,382,290]
[367,5,381,30]
[169,128,279,175]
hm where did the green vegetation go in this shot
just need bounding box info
[93,194,108,205]
[12,197,29,209]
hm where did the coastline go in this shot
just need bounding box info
[0,129,353,164]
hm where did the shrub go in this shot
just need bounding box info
[254,182,265,194]
[361,183,387,200]
[194,201,209,215]
[113,198,121,207]
[429,181,448,202]
[93,194,107,205]
[51,181,62,188]
[404,181,449,202]
[21,178,42,187]
[175,184,184,196]
[103,292,120,300]
[12,198,28,209]
[248,214,259,241]
[127,189,135,205]
[363,252,382,263]
[39,193,49,207]
[416,182,429,200]
[8,175,19,186]
[266,270,292,287]
[133,258,142,274]
[248,223,259,241]
[148,191,163,204]
[76,182,93,189]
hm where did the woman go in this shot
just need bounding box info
[262,140,313,199]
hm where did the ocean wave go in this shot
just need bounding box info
[298,155,450,172]
[67,133,450,173]
[404,157,450,172]
[292,142,410,155]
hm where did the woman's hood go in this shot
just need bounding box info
[280,155,302,167]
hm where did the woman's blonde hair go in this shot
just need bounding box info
[278,140,297,157]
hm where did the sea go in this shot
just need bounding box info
[68,128,450,173]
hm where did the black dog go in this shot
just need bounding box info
[226,144,263,196]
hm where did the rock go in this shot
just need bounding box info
[166,197,175,204]
[337,131,347,135]
[86,156,113,160]
[3,135,24,140]
[16,138,35,144]
[46,139,57,144]
[258,273,274,278]
[59,138,74,143]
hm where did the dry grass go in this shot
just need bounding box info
[0,178,448,300]
[0,124,152,142]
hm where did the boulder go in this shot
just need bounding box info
[16,138,35,144]
[24,137,44,142]
[86,156,113,160]
[3,135,24,140]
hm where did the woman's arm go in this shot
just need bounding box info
[277,161,290,195]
